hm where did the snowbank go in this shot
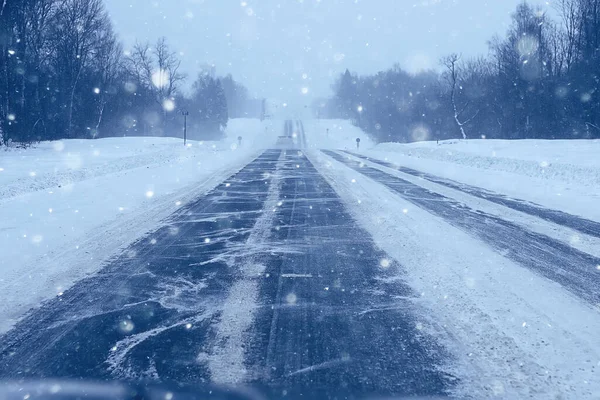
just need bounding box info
[0,118,276,333]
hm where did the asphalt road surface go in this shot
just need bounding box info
[0,125,454,399]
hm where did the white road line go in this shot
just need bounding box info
[281,273,313,278]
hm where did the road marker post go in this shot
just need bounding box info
[180,109,189,146]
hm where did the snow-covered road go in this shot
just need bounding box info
[0,142,454,399]
[0,119,278,332]
[1,119,599,399]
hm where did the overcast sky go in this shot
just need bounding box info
[104,0,551,107]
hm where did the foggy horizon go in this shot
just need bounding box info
[104,0,551,108]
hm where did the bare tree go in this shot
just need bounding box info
[154,37,185,103]
[125,38,185,135]
[49,0,110,138]
[578,0,600,59]
[554,0,583,72]
[441,54,479,140]
[128,42,152,90]
[91,26,122,137]
[128,38,184,105]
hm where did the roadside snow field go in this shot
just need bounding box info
[368,139,600,221]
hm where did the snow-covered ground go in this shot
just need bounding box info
[0,118,278,333]
[300,121,600,222]
[368,139,600,222]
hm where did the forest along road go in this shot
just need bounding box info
[0,142,455,397]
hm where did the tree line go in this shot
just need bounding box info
[0,0,257,146]
[321,0,600,142]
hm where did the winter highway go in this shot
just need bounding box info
[1,121,599,399]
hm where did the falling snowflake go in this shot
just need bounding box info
[162,99,175,112]
[118,319,135,333]
[124,81,137,93]
[285,293,297,304]
[151,69,169,88]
